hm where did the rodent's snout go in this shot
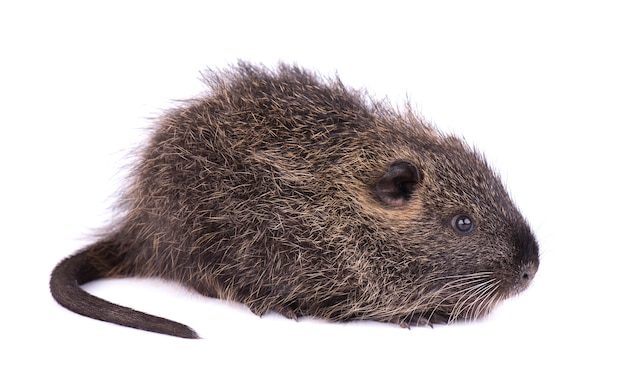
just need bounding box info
[512,226,539,292]
[518,262,538,291]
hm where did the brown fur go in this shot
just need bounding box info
[50,62,539,338]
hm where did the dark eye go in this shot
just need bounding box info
[452,214,475,235]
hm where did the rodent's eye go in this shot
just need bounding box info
[452,214,475,235]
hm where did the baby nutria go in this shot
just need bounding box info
[50,62,539,339]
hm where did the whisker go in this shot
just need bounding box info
[448,281,489,321]
[447,278,498,322]
[409,273,494,323]
[472,281,501,319]
[380,271,504,325]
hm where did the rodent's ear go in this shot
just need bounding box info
[375,160,421,207]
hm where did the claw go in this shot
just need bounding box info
[416,317,434,328]
[398,320,412,329]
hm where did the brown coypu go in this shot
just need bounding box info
[50,62,539,339]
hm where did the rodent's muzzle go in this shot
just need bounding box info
[513,226,540,293]
[517,261,538,292]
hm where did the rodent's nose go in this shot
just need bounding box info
[512,225,539,290]
[518,262,538,289]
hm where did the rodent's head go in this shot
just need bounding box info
[373,131,539,323]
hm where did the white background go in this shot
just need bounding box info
[1,1,624,381]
